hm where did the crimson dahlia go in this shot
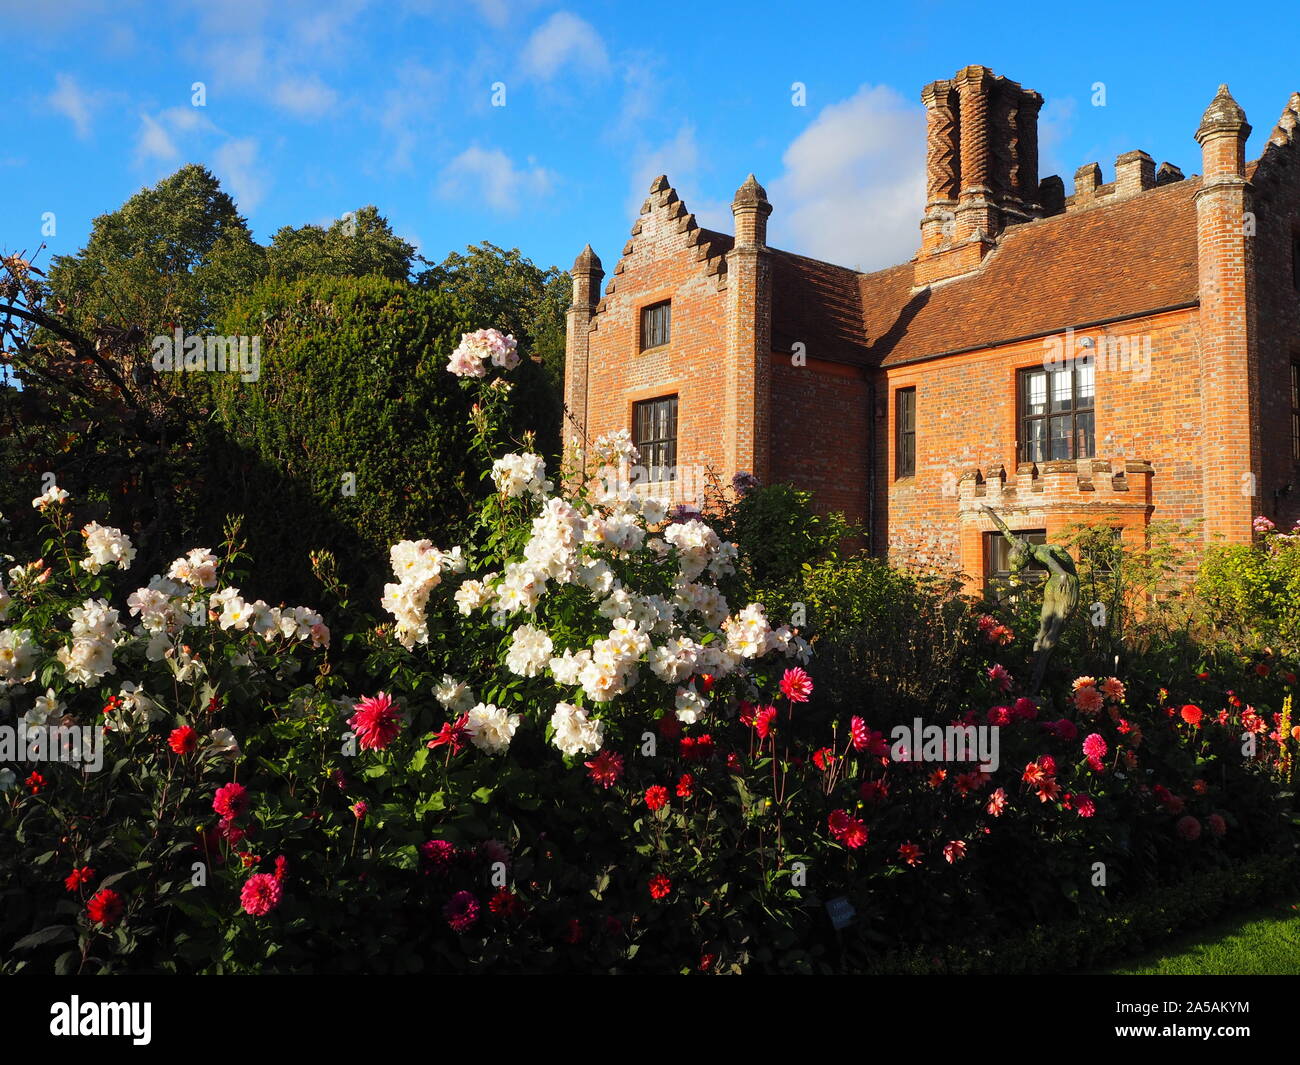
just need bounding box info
[86,888,124,927]
[348,692,402,750]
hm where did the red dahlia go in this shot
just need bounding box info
[86,888,124,927]
[168,726,197,755]
[348,692,402,751]
[779,667,814,703]
[644,785,669,811]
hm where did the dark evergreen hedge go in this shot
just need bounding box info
[198,275,556,605]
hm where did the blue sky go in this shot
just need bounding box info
[2,0,1296,279]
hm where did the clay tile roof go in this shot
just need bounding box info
[766,176,1202,369]
[770,250,872,364]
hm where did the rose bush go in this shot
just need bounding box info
[1,328,1296,974]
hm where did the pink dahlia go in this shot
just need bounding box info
[943,840,967,864]
[444,890,480,932]
[585,750,624,789]
[987,664,1013,693]
[849,715,870,751]
[420,839,456,874]
[1207,813,1227,837]
[348,692,402,750]
[1176,815,1202,841]
[1075,794,1097,818]
[779,667,813,703]
[1011,697,1039,722]
[212,781,251,821]
[240,872,283,916]
[1043,717,1078,741]
[986,787,1008,817]
[1073,685,1104,715]
[754,705,778,740]
[1082,733,1108,771]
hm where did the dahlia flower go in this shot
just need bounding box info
[240,873,283,917]
[444,890,480,932]
[348,692,403,751]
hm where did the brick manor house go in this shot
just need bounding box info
[563,66,1300,589]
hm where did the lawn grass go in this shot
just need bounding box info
[1099,896,1300,975]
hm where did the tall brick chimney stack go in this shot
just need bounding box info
[564,244,603,450]
[915,66,1043,287]
[726,175,773,484]
[1194,84,1259,545]
[919,78,959,253]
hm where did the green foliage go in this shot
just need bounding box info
[266,206,416,284]
[801,556,976,720]
[1,437,1297,973]
[416,241,569,397]
[858,854,1300,975]
[1197,529,1300,652]
[201,275,557,605]
[719,483,854,599]
[47,164,264,336]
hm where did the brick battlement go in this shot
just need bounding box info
[957,459,1154,516]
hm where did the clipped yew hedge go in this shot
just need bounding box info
[200,275,556,604]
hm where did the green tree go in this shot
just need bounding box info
[416,241,569,395]
[266,205,415,283]
[46,164,264,338]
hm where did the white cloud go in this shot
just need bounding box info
[436,146,553,213]
[212,137,267,212]
[272,75,340,120]
[48,74,96,139]
[520,11,609,81]
[134,107,218,165]
[372,61,441,170]
[1038,95,1077,187]
[623,126,728,234]
[136,114,179,163]
[769,83,925,272]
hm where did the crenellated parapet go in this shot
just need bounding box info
[956,459,1155,519]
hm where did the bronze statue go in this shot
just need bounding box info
[983,506,1079,694]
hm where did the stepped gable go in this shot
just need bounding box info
[593,175,730,323]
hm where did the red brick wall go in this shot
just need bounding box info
[878,308,1203,582]
[769,356,870,527]
[579,186,735,505]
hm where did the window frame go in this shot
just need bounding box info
[1017,363,1096,464]
[984,528,1048,603]
[639,300,672,352]
[632,394,678,483]
[895,387,916,479]
[1291,358,1300,465]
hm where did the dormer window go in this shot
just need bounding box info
[640,300,671,351]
